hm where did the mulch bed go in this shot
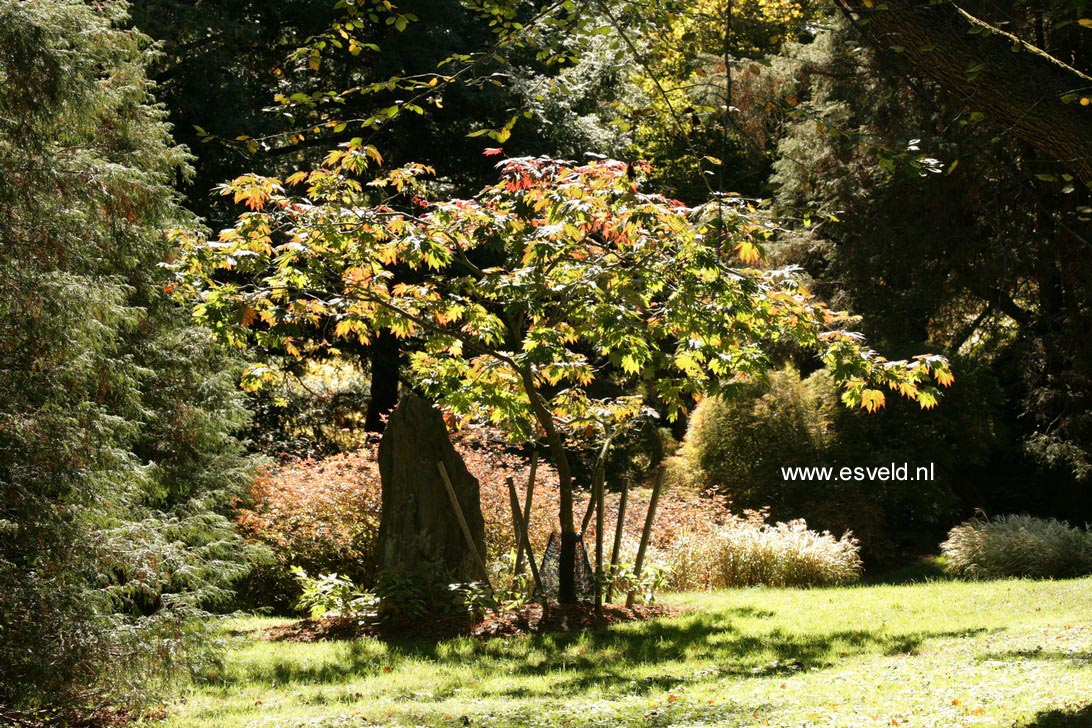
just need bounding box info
[0,705,148,728]
[264,602,684,643]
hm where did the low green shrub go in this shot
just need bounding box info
[602,561,673,603]
[292,567,378,621]
[448,580,498,619]
[940,514,1092,579]
[677,367,838,501]
[662,514,862,589]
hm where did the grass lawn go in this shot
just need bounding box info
[147,577,1092,727]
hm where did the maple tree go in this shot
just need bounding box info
[172,148,952,603]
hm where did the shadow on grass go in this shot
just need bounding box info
[865,557,952,585]
[978,648,1092,666]
[1020,703,1092,727]
[225,641,392,686]
[483,617,987,696]
[216,606,990,700]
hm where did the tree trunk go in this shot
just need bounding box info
[518,366,578,603]
[376,395,486,583]
[627,466,665,609]
[838,0,1092,182]
[605,476,629,604]
[513,450,537,576]
[364,330,400,432]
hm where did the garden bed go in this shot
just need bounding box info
[265,602,683,643]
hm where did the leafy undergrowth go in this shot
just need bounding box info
[264,603,683,643]
[146,578,1092,728]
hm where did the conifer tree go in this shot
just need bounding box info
[0,1,255,720]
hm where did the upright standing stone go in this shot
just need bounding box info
[377,395,486,583]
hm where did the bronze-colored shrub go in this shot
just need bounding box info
[234,428,560,610]
[235,452,383,611]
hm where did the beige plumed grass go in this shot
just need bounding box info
[941,514,1092,579]
[663,517,861,590]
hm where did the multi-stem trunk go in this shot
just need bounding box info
[518,367,578,604]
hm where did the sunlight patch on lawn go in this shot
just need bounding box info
[146,577,1092,727]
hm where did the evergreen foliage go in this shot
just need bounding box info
[675,365,998,561]
[769,18,1092,519]
[0,1,255,719]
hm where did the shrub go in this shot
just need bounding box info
[292,568,378,621]
[455,429,560,563]
[941,514,1092,579]
[575,483,859,592]
[670,364,995,563]
[661,515,862,589]
[677,366,838,499]
[235,452,383,611]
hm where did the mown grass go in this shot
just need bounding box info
[147,577,1092,727]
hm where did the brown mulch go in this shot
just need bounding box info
[0,705,153,728]
[264,602,685,643]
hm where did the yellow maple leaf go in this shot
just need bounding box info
[736,240,763,265]
[860,389,886,413]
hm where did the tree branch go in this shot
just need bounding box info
[836,0,1092,181]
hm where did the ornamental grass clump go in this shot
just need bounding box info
[941,514,1092,579]
[665,516,862,589]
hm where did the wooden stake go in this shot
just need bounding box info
[514,450,537,575]
[506,476,541,595]
[437,461,492,590]
[593,467,605,611]
[507,475,524,571]
[626,465,665,609]
[605,476,629,604]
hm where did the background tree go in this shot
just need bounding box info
[768,13,1091,519]
[834,0,1092,182]
[622,0,820,201]
[0,1,255,720]
[133,0,592,439]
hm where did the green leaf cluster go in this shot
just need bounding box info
[174,151,952,449]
